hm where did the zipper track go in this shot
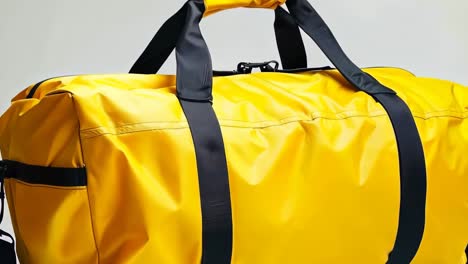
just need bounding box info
[27,66,415,99]
[26,76,70,99]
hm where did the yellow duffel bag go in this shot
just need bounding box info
[0,0,467,263]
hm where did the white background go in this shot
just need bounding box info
[0,0,467,246]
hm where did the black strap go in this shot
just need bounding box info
[132,0,427,263]
[2,160,87,187]
[283,3,393,95]
[175,2,233,263]
[0,230,16,264]
[129,5,306,74]
[129,4,187,75]
[372,93,426,263]
[179,100,233,264]
[284,0,427,262]
[274,7,307,70]
[0,161,17,264]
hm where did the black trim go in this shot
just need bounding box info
[2,160,87,187]
[179,100,233,264]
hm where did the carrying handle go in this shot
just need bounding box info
[203,0,286,16]
[130,4,307,74]
[145,0,395,101]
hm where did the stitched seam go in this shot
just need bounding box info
[81,126,188,139]
[70,94,100,264]
[80,120,187,133]
[8,179,86,190]
[79,112,468,137]
[79,110,468,132]
[222,114,468,129]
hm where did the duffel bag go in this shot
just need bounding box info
[0,0,467,263]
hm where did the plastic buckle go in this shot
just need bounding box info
[237,60,279,74]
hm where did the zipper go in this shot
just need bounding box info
[27,66,415,98]
[275,66,332,73]
[274,65,414,75]
[26,76,72,99]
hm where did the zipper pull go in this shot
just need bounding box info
[236,60,279,74]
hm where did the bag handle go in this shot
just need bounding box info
[203,0,286,16]
[129,5,307,74]
[132,1,426,263]
[134,0,397,101]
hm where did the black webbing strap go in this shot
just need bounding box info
[2,160,87,187]
[176,2,233,263]
[274,7,307,69]
[129,5,306,74]
[372,93,427,263]
[284,0,427,263]
[130,0,428,263]
[0,161,17,264]
[129,4,187,75]
[179,100,233,264]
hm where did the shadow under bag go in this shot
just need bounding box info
[0,0,467,263]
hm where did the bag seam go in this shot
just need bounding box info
[70,95,100,264]
[79,112,468,138]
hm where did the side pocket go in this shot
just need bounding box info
[3,160,97,264]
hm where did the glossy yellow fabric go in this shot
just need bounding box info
[203,0,286,16]
[0,68,467,263]
[0,93,96,263]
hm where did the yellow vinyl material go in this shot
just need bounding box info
[203,0,286,16]
[0,68,467,263]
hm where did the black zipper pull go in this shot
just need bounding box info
[236,60,280,74]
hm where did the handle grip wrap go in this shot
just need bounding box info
[204,0,286,16]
